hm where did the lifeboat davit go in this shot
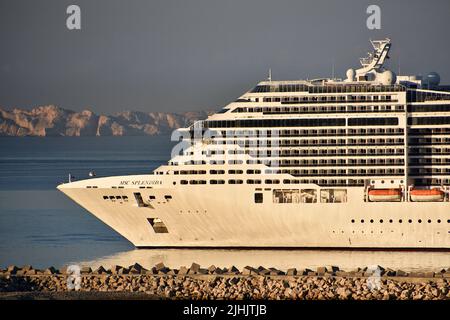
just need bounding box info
[410,189,444,202]
[368,189,402,202]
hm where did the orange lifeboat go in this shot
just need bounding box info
[368,189,402,202]
[410,189,444,202]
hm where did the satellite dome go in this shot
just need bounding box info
[346,68,355,81]
[376,70,396,85]
[425,72,440,86]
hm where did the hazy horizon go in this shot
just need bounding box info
[1,0,449,114]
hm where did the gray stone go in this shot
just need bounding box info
[286,268,297,276]
[327,266,340,273]
[81,266,92,274]
[177,266,188,275]
[25,269,37,275]
[228,266,240,274]
[44,266,58,275]
[396,270,408,277]
[155,262,166,271]
[302,268,313,275]
[208,265,217,273]
[242,266,256,275]
[95,266,108,274]
[7,265,18,274]
[130,263,145,273]
[316,267,327,275]
[190,262,201,273]
[198,268,208,275]
[213,268,224,275]
[110,265,124,274]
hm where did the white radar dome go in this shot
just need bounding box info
[425,72,440,86]
[376,70,396,85]
[346,68,355,81]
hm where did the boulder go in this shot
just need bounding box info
[316,267,327,275]
[396,270,408,277]
[95,266,108,274]
[242,266,256,275]
[155,262,166,271]
[110,265,124,274]
[21,265,33,271]
[286,268,297,276]
[207,265,217,274]
[213,268,224,275]
[130,263,145,273]
[80,266,92,274]
[177,266,188,275]
[228,266,240,274]
[44,266,58,275]
[326,266,340,273]
[6,265,18,274]
[189,262,201,273]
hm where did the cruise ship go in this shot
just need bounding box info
[58,39,450,249]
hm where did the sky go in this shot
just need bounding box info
[1,0,449,114]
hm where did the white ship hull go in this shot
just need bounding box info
[57,39,450,250]
[58,175,450,249]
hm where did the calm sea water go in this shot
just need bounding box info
[0,137,449,271]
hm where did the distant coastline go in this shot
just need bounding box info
[0,105,212,137]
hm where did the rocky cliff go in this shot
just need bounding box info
[0,105,211,136]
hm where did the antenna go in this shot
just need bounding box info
[332,58,335,79]
[268,68,272,82]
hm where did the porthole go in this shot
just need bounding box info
[380,219,383,223]
[428,219,432,223]
[381,180,385,184]
[418,219,422,223]
[370,219,374,223]
[408,219,412,223]
[437,219,441,223]
[351,219,355,223]
[390,180,394,184]
[389,219,393,223]
[361,219,365,223]
[399,219,403,223]
[448,219,450,223]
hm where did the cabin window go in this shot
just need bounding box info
[300,189,317,203]
[147,218,168,233]
[273,189,300,203]
[133,192,147,207]
[254,193,263,203]
[320,189,348,203]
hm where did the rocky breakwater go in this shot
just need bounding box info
[1,263,449,300]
